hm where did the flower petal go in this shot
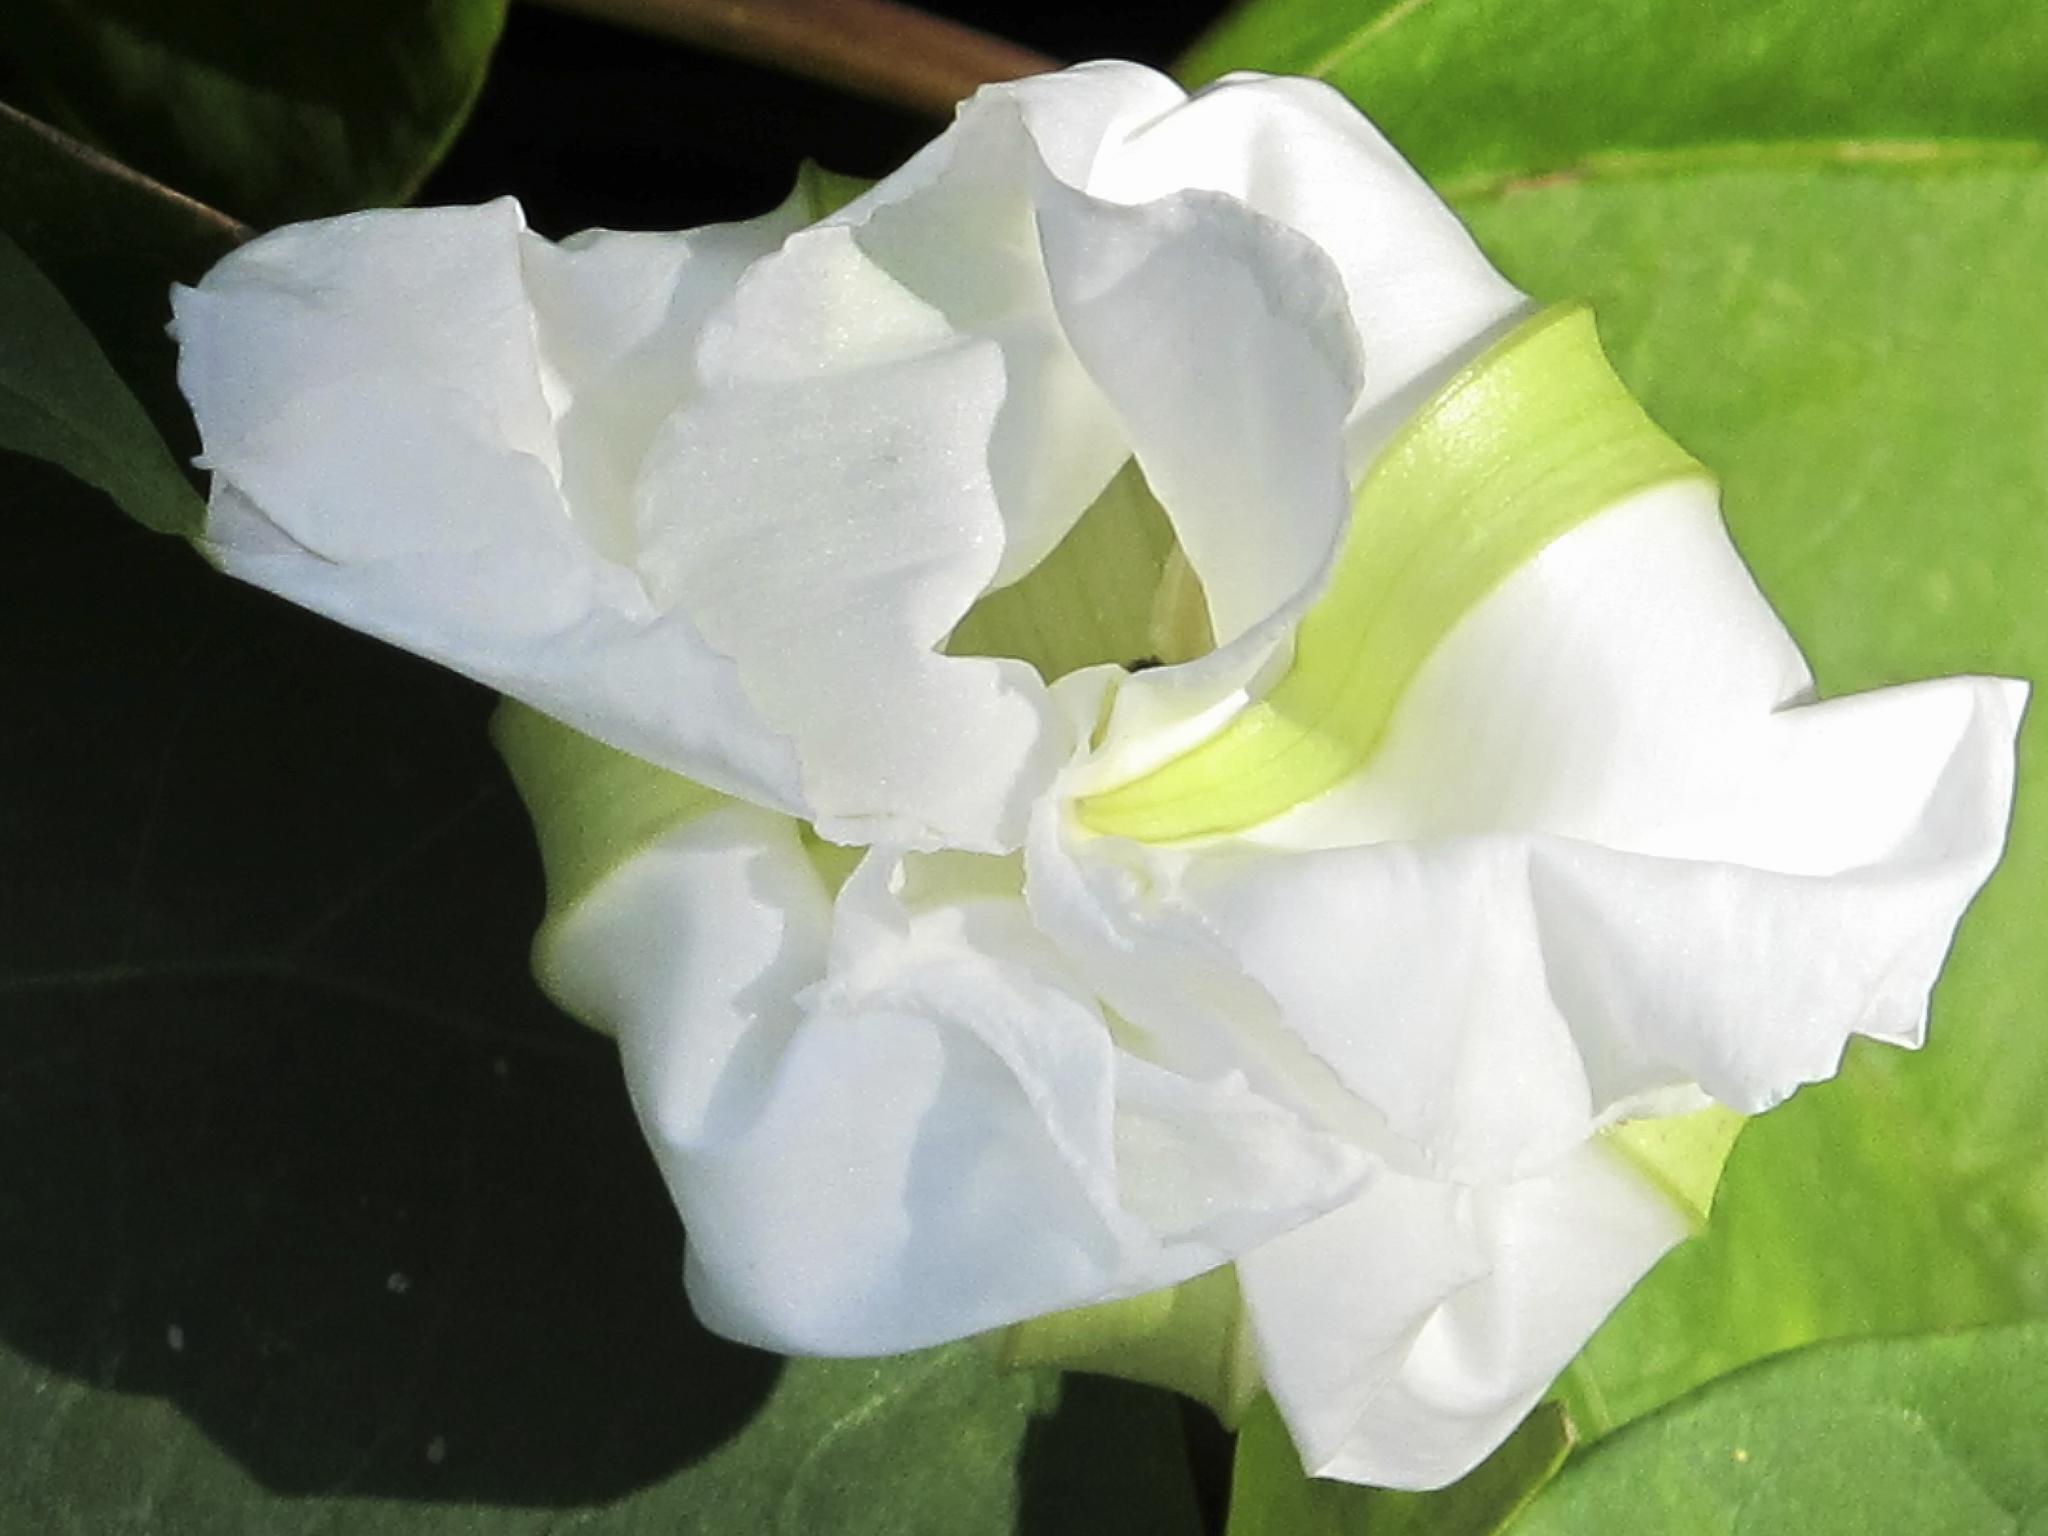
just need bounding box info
[1090,71,1528,465]
[1238,1142,1687,1490]
[1523,787,2022,1113]
[548,804,1362,1355]
[1077,305,1707,839]
[1033,174,1360,652]
[1261,481,2026,873]
[1260,481,2025,1108]
[1081,485,2023,1156]
[174,197,809,813]
[518,207,812,562]
[635,223,1067,851]
[828,61,1185,586]
[1174,835,1598,1180]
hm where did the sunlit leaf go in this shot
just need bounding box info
[1182,0,2048,194]
[1519,1320,2048,1532]
[1226,1397,1571,1536]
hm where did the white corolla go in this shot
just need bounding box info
[171,61,2023,1490]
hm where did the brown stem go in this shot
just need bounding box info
[0,98,252,245]
[522,0,1059,118]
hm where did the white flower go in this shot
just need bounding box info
[171,61,2024,1491]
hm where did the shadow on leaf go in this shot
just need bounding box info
[0,461,782,1506]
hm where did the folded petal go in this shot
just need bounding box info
[1033,174,1360,651]
[1254,482,1815,851]
[1020,171,1377,799]
[1024,732,1398,1159]
[518,204,813,562]
[1524,785,2022,1112]
[829,61,1184,585]
[547,798,1363,1356]
[635,222,1072,850]
[1175,835,1598,1180]
[1258,481,2024,1106]
[834,64,1380,700]
[1059,483,2022,1167]
[1089,71,1529,465]
[174,197,809,813]
[1238,1142,1687,1490]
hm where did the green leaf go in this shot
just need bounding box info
[1225,1395,1573,1536]
[1453,152,2048,1435]
[0,469,1206,1531]
[1180,0,2048,192]
[0,0,507,226]
[0,100,244,453]
[0,227,203,534]
[1518,1320,2048,1532]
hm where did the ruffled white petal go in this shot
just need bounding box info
[1032,173,1360,649]
[179,65,1522,856]
[519,210,811,562]
[1087,71,1529,466]
[634,222,1067,851]
[1239,1141,1688,1490]
[176,201,565,564]
[1005,66,1527,792]
[547,805,1365,1356]
[1049,485,2023,1175]
[1255,482,1817,851]
[1176,835,1598,1180]
[1024,152,1375,792]
[1520,794,2021,1113]
[827,62,1184,585]
[175,197,809,813]
[1235,483,2025,1115]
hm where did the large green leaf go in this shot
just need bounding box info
[0,460,1205,1530]
[1516,1320,2048,1532]
[0,228,202,534]
[0,0,507,226]
[1226,1397,1572,1536]
[1436,154,2048,1439]
[1181,0,2048,191]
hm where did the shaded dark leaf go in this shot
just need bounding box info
[1,0,508,225]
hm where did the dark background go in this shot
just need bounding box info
[425,2,1228,232]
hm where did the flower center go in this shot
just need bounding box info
[945,459,1214,682]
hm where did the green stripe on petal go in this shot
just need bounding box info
[1078,304,1710,842]
[492,699,730,928]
